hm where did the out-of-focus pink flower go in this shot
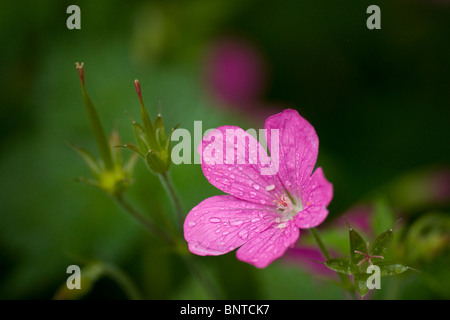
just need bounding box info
[184,109,333,268]
[430,168,450,203]
[204,37,268,109]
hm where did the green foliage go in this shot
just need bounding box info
[324,223,415,298]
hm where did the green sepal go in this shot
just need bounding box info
[68,142,101,176]
[80,80,114,171]
[154,113,167,147]
[132,121,150,154]
[119,143,145,158]
[145,150,168,174]
[139,103,158,150]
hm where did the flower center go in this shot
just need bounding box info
[273,193,303,228]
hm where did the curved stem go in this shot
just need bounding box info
[115,194,174,246]
[181,255,222,299]
[310,228,356,299]
[115,193,219,299]
[159,172,185,232]
[102,263,143,300]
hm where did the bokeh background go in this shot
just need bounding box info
[1,0,449,299]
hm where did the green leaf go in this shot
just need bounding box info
[354,273,370,298]
[375,261,410,277]
[325,258,352,275]
[372,228,393,257]
[349,227,366,271]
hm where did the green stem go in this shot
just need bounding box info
[181,255,222,299]
[159,172,185,232]
[115,193,219,299]
[115,194,174,246]
[310,228,331,260]
[102,263,143,300]
[310,228,356,299]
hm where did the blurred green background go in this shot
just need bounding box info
[1,0,449,299]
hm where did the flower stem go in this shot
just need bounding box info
[102,262,144,300]
[310,228,331,260]
[115,194,174,246]
[181,255,222,299]
[115,192,220,299]
[310,228,356,299]
[159,171,185,232]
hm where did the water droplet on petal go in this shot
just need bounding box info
[238,229,249,240]
[252,184,260,190]
[249,192,257,198]
[259,200,266,205]
[209,217,221,223]
[230,219,243,226]
[188,221,196,227]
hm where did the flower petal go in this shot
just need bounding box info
[198,125,285,206]
[184,195,278,256]
[295,167,333,229]
[264,109,319,200]
[236,220,299,268]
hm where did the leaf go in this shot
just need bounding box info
[349,227,366,272]
[354,273,370,298]
[372,228,393,257]
[375,261,410,277]
[325,258,352,275]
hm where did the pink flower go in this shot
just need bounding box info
[183,109,333,268]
